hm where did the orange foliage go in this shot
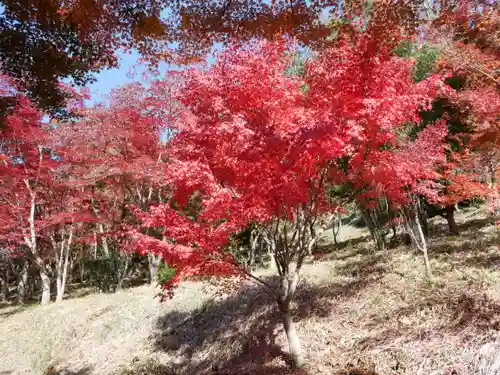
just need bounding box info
[430,1,499,211]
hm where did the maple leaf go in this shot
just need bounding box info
[130,35,453,297]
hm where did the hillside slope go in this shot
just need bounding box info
[1,211,499,375]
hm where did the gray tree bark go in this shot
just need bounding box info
[117,254,130,290]
[0,256,9,302]
[23,178,51,305]
[55,229,73,303]
[331,213,342,245]
[360,206,385,251]
[277,272,304,368]
[257,206,319,369]
[403,203,432,279]
[16,260,28,303]
[148,253,161,285]
[39,269,51,305]
[444,205,460,235]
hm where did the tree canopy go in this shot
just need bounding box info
[2,0,492,114]
[0,1,499,370]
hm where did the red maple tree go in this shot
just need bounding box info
[0,95,66,304]
[53,83,172,284]
[132,33,450,367]
[432,1,500,213]
[0,88,98,304]
[305,33,453,266]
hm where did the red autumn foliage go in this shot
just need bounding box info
[132,35,452,295]
[0,88,101,304]
[304,35,452,207]
[431,2,499,211]
[51,83,173,261]
[133,40,335,293]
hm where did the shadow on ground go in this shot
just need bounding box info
[0,305,26,318]
[0,298,40,318]
[61,283,95,301]
[430,231,498,255]
[314,236,373,259]
[134,216,497,375]
[42,367,93,375]
[428,216,496,240]
[428,217,499,270]
[149,269,386,375]
[356,285,500,354]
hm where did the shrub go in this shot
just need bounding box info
[84,255,127,293]
[156,262,176,285]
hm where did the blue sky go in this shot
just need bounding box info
[85,50,176,106]
[86,50,143,105]
[85,42,223,107]
[84,2,334,106]
[85,7,175,106]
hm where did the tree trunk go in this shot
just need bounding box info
[417,219,432,280]
[403,204,432,280]
[417,199,429,237]
[331,213,341,245]
[56,231,72,303]
[28,265,38,298]
[277,272,304,368]
[0,260,9,302]
[246,229,260,270]
[98,224,110,256]
[17,261,28,303]
[80,260,85,282]
[92,231,98,259]
[386,199,397,240]
[67,257,74,285]
[148,253,161,285]
[444,205,460,235]
[40,268,51,305]
[361,206,385,251]
[390,218,397,240]
[117,254,129,290]
[309,222,316,242]
[53,229,74,303]
[279,300,303,368]
[56,253,63,301]
[56,251,69,303]
[0,279,7,302]
[486,165,495,189]
[267,242,278,272]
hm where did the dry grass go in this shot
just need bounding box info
[0,282,211,375]
[0,210,499,375]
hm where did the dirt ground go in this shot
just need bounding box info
[0,208,499,375]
